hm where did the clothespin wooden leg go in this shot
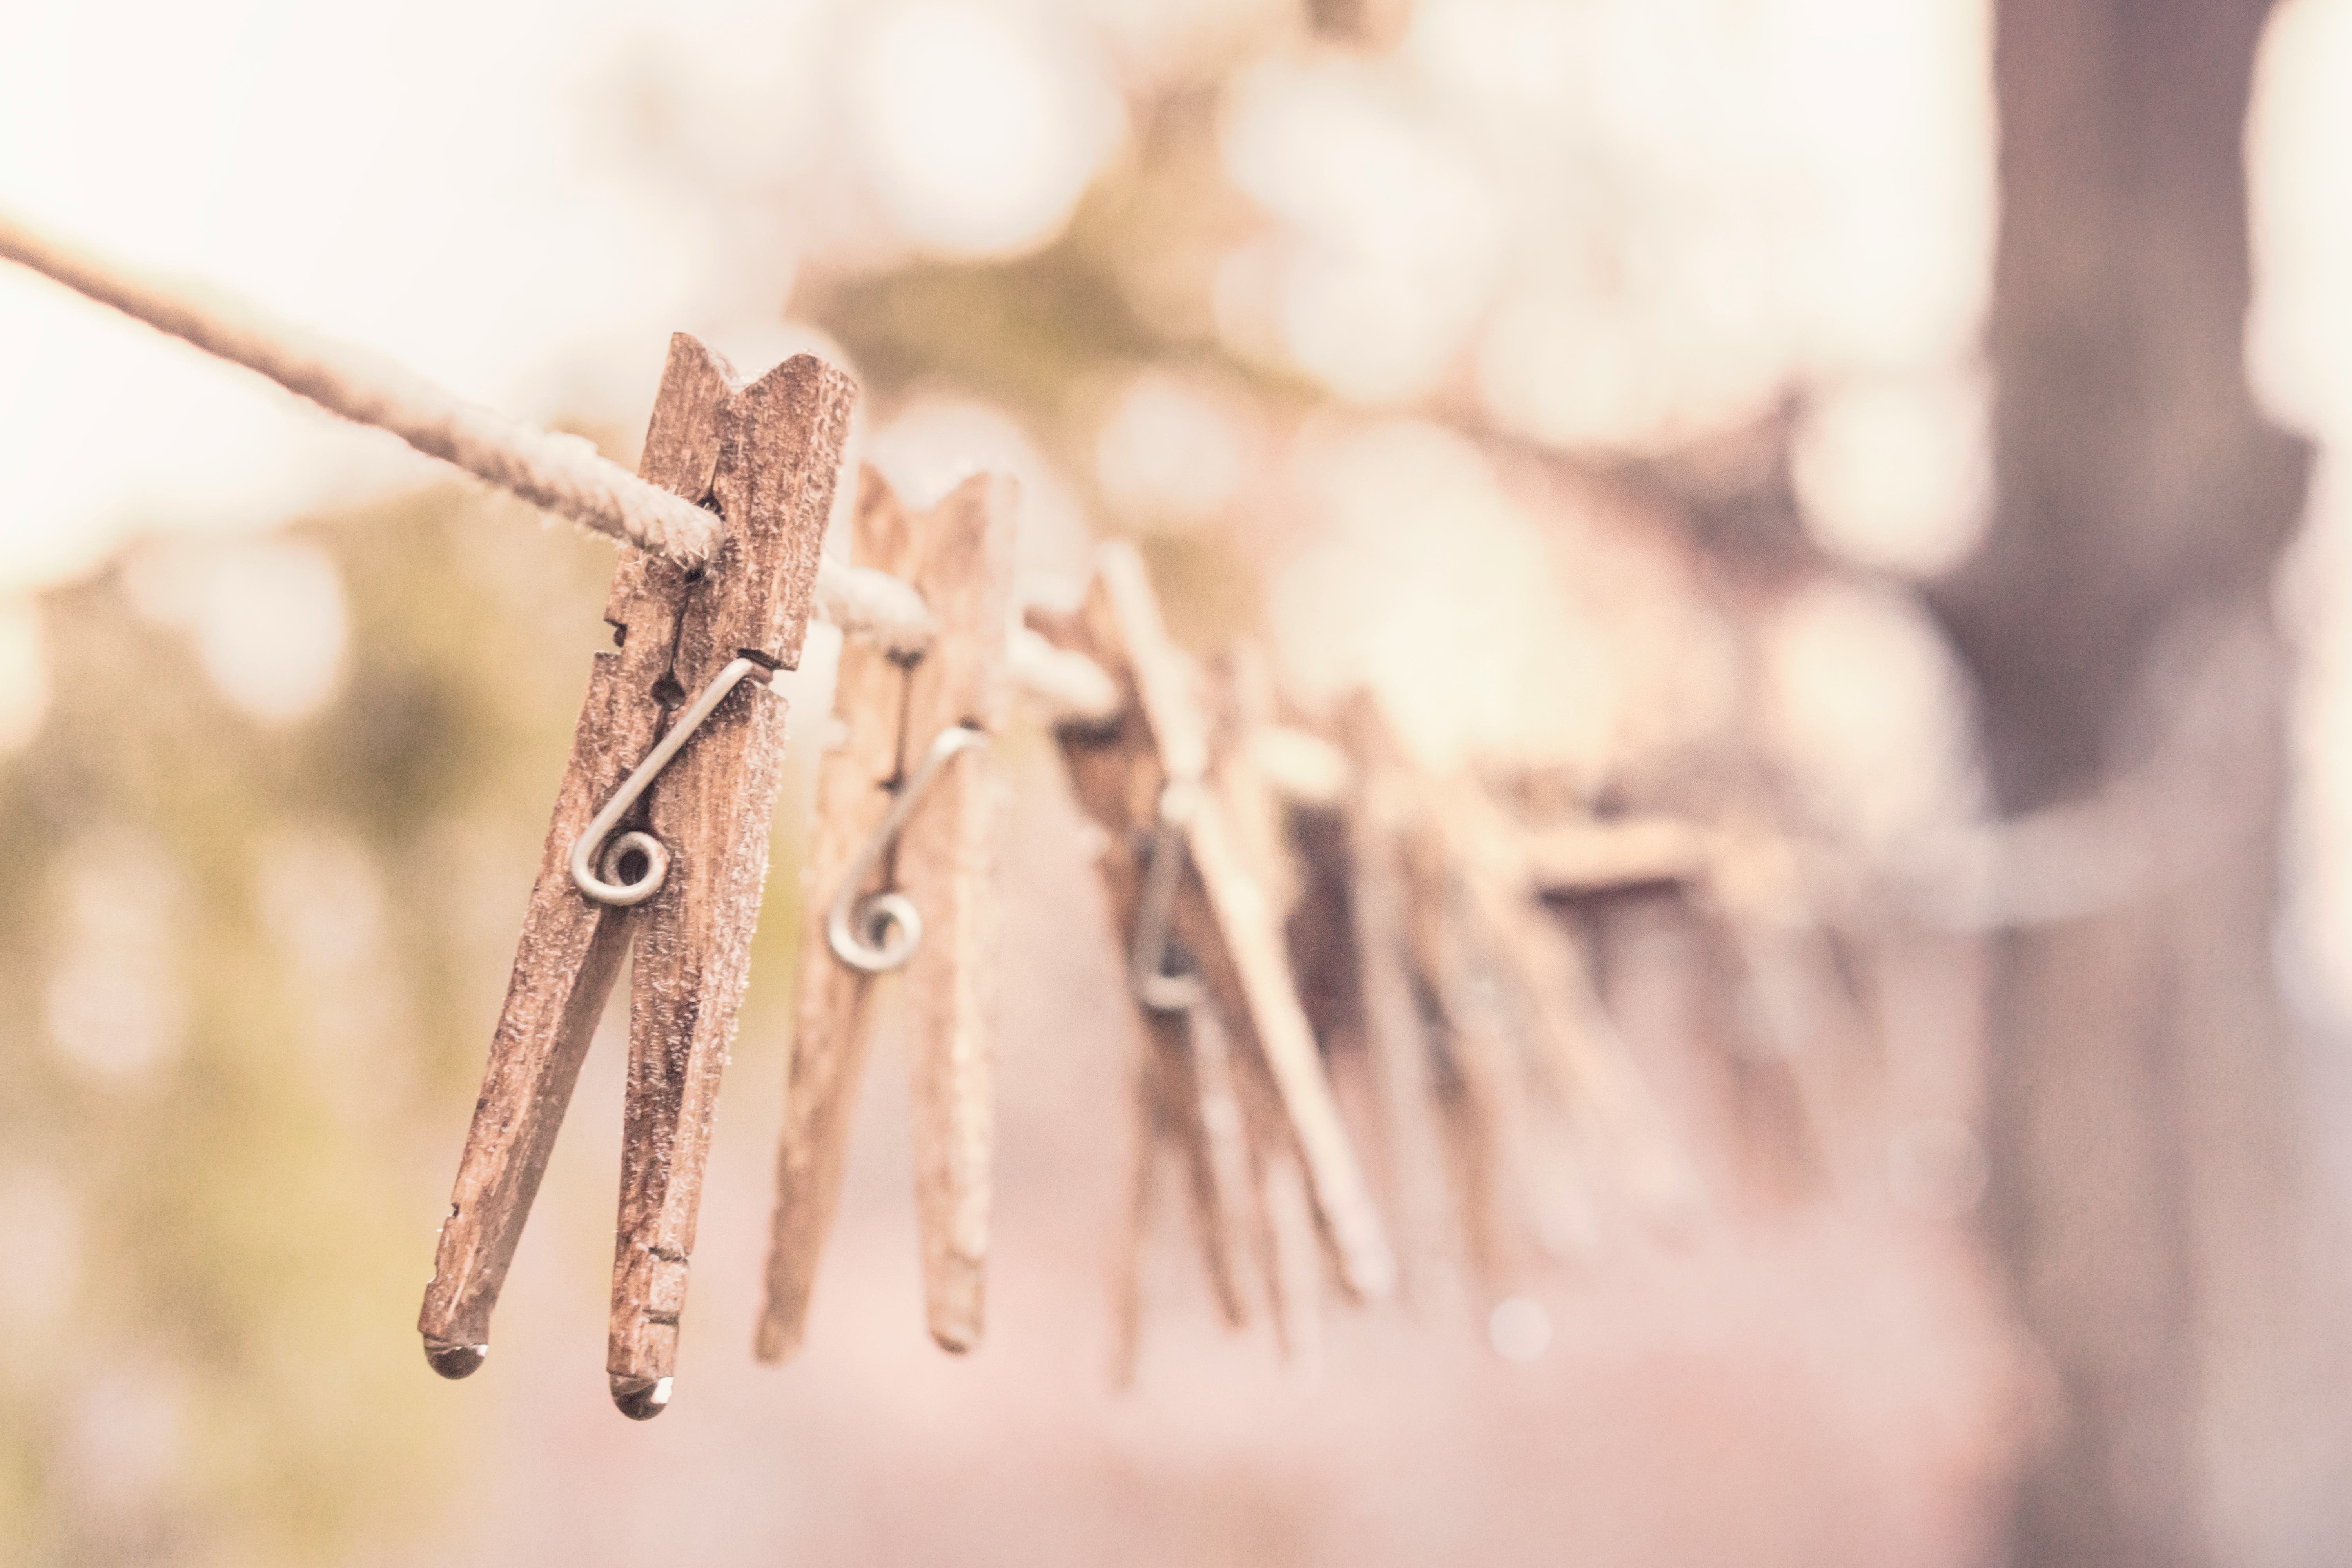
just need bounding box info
[756,469,1017,1360]
[1369,752,1699,1238]
[755,471,913,1362]
[418,335,732,1381]
[1111,1065,1163,1388]
[893,474,1018,1352]
[1210,1011,1318,1363]
[606,348,853,1417]
[1344,691,1608,1295]
[420,334,851,1414]
[1110,1002,1258,1385]
[1174,793,1397,1302]
[1036,546,1397,1310]
[1105,828,1256,1352]
[1181,1006,1258,1327]
[1332,766,1455,1305]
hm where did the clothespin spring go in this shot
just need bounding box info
[826,724,990,973]
[571,655,769,906]
[1131,781,1207,1013]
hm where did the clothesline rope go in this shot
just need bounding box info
[0,211,938,655]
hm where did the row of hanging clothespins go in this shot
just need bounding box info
[1,220,1775,1420]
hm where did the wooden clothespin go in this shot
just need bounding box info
[1693,819,1877,1195]
[1514,799,1858,1193]
[1195,645,1342,1368]
[1513,789,1866,1201]
[1244,690,1450,1306]
[1334,694,1708,1296]
[419,334,854,1418]
[1440,778,1699,1224]
[756,465,1018,1361]
[1332,693,1547,1290]
[1032,544,1396,1369]
[1424,773,1699,1243]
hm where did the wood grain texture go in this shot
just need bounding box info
[1109,997,1259,1384]
[606,349,855,1414]
[1201,651,1336,1358]
[1162,745,1397,1301]
[895,472,1018,1352]
[1034,607,1254,1349]
[419,334,730,1378]
[1043,547,1397,1306]
[755,468,1017,1360]
[754,471,913,1363]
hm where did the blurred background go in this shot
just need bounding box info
[4,0,2351,1562]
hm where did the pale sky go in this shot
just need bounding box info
[0,0,1131,587]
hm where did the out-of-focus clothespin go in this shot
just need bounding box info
[1333,692,1546,1291]
[1200,644,1334,1370]
[756,466,1018,1361]
[1697,818,1877,1195]
[1435,772,1702,1230]
[1336,693,1710,1294]
[1033,544,1397,1371]
[419,334,854,1419]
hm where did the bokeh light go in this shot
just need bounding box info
[4,0,2348,1560]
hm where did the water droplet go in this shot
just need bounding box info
[423,1338,488,1379]
[611,1374,672,1420]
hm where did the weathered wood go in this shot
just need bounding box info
[1327,725,1455,1305]
[1035,605,1253,1348]
[1041,546,1397,1306]
[754,468,1018,1360]
[756,472,917,1363]
[1109,1056,1159,1389]
[1442,777,1699,1223]
[892,472,1017,1352]
[422,336,849,1412]
[419,334,729,1381]
[606,348,853,1417]
[1189,1006,1277,1344]
[1396,773,1541,1285]
[1201,648,1323,1351]
[1338,691,1688,1286]
[1109,959,1257,1387]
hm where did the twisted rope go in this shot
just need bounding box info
[0,211,935,655]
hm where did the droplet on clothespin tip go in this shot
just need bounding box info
[610,1374,673,1420]
[423,1337,488,1379]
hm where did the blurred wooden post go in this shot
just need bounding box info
[1927,1,2338,1560]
